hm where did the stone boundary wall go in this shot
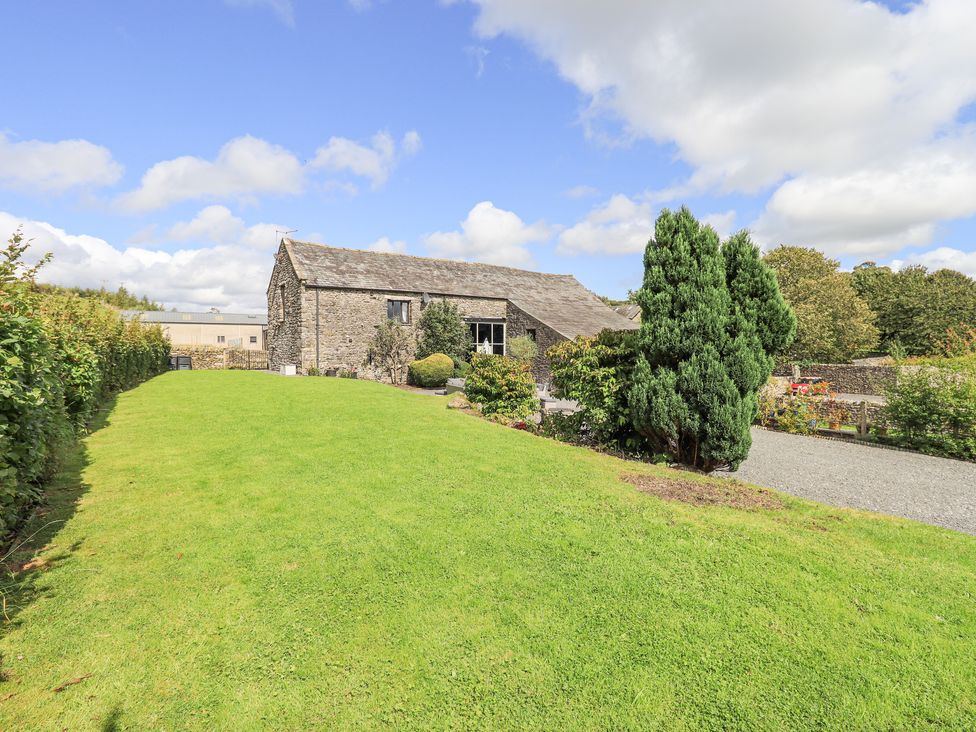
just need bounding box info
[773,363,896,396]
[169,345,268,370]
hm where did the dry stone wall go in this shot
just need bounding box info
[169,346,268,370]
[773,363,896,396]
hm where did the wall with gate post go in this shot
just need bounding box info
[168,346,268,370]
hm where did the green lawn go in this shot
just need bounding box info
[2,371,974,730]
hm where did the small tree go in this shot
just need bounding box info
[369,319,414,383]
[508,335,539,364]
[415,300,470,364]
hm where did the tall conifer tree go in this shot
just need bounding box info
[628,209,794,471]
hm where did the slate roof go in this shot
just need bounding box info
[123,310,268,326]
[613,303,641,320]
[282,239,637,339]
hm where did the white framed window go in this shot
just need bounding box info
[217,335,226,344]
[249,335,257,344]
[469,322,505,355]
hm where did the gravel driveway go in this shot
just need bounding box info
[723,428,976,535]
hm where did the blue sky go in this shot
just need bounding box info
[2,0,975,311]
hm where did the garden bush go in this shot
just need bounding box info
[548,329,642,450]
[408,353,454,387]
[882,366,976,460]
[756,393,817,435]
[508,335,539,364]
[0,230,169,534]
[463,354,538,418]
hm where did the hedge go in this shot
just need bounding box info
[408,353,454,387]
[1,231,169,534]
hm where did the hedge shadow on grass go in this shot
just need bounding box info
[0,396,117,669]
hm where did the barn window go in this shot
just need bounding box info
[469,322,505,355]
[387,300,411,324]
[279,284,285,321]
[526,328,537,342]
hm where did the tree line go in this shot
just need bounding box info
[34,283,164,312]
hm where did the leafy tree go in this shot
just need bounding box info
[507,335,539,363]
[368,319,413,383]
[852,263,976,355]
[764,246,877,362]
[415,300,470,364]
[35,283,163,311]
[627,208,789,472]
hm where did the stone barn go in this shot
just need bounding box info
[266,238,637,381]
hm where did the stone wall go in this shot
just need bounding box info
[169,345,268,370]
[300,288,508,381]
[773,363,896,396]
[506,302,562,382]
[266,245,304,372]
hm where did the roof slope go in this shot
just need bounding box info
[123,310,268,326]
[613,303,641,320]
[283,239,637,339]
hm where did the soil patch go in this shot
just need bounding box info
[622,473,785,510]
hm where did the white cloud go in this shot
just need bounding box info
[423,201,552,266]
[557,194,653,255]
[753,127,976,256]
[465,45,490,77]
[1,211,272,312]
[701,210,737,239]
[366,236,407,254]
[310,130,421,189]
[224,0,294,27]
[0,133,122,193]
[164,205,285,250]
[891,247,976,279]
[401,130,423,157]
[117,130,420,212]
[559,197,738,255]
[564,184,599,199]
[117,136,304,213]
[463,0,976,255]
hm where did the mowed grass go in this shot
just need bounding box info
[2,371,975,730]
